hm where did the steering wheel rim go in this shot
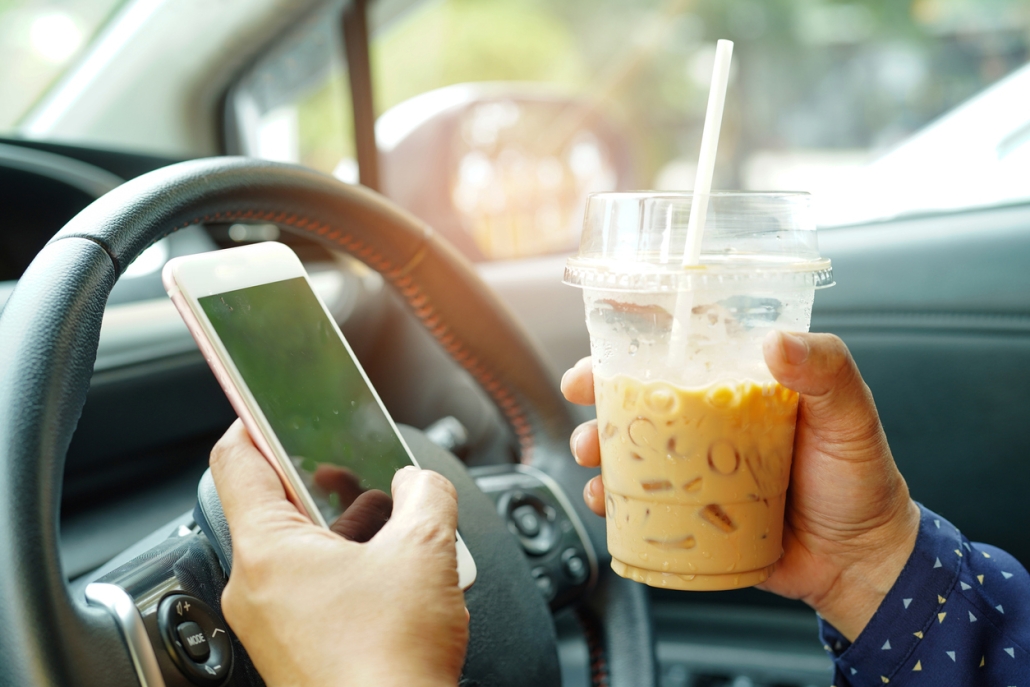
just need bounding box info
[0,157,657,687]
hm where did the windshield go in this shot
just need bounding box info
[0,0,124,132]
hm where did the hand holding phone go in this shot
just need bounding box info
[208,420,470,687]
[163,242,476,589]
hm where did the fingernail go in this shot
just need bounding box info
[569,426,585,462]
[780,331,810,365]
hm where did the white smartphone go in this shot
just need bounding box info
[163,241,476,590]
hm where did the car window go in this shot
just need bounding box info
[229,5,356,179]
[0,0,125,132]
[820,62,1030,227]
[232,0,1030,260]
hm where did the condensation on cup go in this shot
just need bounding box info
[564,192,834,591]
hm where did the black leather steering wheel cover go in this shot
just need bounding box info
[0,157,657,687]
[0,238,139,686]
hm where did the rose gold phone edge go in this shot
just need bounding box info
[162,245,476,590]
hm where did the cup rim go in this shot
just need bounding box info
[563,257,835,292]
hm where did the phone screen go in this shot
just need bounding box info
[199,276,412,527]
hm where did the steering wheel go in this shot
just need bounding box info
[0,158,657,687]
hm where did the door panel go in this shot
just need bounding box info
[815,204,1030,566]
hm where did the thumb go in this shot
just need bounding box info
[763,331,885,452]
[210,419,305,540]
[378,467,459,546]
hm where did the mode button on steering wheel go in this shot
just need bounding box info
[158,594,233,685]
[175,620,211,662]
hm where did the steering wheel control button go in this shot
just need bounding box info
[502,492,559,556]
[176,621,211,662]
[532,566,556,601]
[470,464,598,610]
[158,593,232,685]
[512,504,542,537]
[561,548,589,585]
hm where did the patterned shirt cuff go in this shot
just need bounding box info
[817,503,962,685]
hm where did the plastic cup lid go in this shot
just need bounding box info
[564,191,834,292]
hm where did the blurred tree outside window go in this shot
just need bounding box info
[298,73,355,179]
[366,0,1029,258]
[372,0,589,109]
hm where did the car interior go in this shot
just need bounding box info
[1,1,1029,686]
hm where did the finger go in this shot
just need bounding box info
[210,420,296,538]
[763,331,885,450]
[570,420,601,467]
[330,489,393,542]
[583,475,606,517]
[378,467,459,543]
[560,357,595,405]
[313,464,365,510]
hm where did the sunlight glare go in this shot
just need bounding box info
[30,11,83,64]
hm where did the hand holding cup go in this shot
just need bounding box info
[563,331,919,640]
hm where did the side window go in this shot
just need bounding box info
[229,6,357,182]
[232,0,1030,259]
[230,1,630,263]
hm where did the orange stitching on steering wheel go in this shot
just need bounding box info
[170,210,535,462]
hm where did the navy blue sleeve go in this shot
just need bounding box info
[817,504,1030,685]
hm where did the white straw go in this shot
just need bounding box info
[669,40,734,367]
[683,39,734,265]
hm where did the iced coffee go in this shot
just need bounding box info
[596,375,798,589]
[564,191,833,591]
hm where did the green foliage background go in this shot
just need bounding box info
[354,0,1029,187]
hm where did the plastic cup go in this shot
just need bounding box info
[564,191,834,591]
